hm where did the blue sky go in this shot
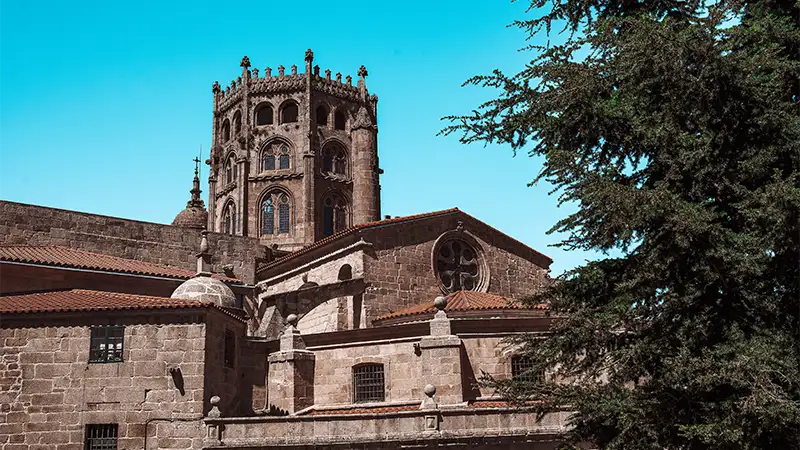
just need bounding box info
[0,0,602,275]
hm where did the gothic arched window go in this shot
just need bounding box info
[281,102,299,123]
[279,144,290,170]
[233,111,242,135]
[223,202,236,235]
[334,110,346,130]
[224,156,236,185]
[221,119,231,142]
[316,105,329,127]
[322,193,348,237]
[261,192,291,236]
[322,145,347,176]
[255,104,273,126]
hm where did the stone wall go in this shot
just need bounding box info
[203,313,248,417]
[0,200,268,283]
[0,313,209,450]
[361,214,550,323]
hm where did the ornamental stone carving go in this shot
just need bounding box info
[351,106,375,132]
[431,227,489,294]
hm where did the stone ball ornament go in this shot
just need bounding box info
[423,384,437,398]
[286,314,299,327]
[434,296,447,311]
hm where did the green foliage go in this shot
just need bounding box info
[443,0,800,448]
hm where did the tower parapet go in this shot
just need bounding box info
[207,51,381,251]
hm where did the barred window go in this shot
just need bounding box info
[511,355,544,383]
[224,330,236,369]
[85,424,117,450]
[353,363,384,403]
[89,326,124,363]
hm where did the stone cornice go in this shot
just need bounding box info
[215,181,237,199]
[248,172,303,183]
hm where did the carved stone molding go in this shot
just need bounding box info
[431,225,490,294]
[248,172,304,183]
[351,106,376,132]
[215,181,237,199]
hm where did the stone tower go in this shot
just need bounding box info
[206,50,381,251]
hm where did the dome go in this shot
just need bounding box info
[172,206,208,229]
[171,275,236,308]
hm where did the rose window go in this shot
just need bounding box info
[436,240,481,292]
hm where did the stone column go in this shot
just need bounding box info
[303,49,316,243]
[267,314,315,414]
[350,105,378,225]
[418,297,463,405]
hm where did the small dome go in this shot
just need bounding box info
[172,206,208,229]
[171,275,236,308]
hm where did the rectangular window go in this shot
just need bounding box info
[353,364,385,403]
[278,204,290,234]
[279,154,290,170]
[85,424,117,450]
[224,329,235,369]
[89,326,124,363]
[511,355,544,383]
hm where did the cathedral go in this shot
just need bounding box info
[0,51,570,449]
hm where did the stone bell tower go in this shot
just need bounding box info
[206,50,381,251]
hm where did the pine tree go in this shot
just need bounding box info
[443,0,800,448]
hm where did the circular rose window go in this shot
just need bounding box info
[435,239,482,292]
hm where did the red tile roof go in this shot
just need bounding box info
[0,288,240,318]
[258,208,461,273]
[468,399,541,408]
[304,403,421,416]
[0,245,239,283]
[376,291,548,322]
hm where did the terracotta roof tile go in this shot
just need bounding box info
[0,289,239,318]
[468,400,541,408]
[257,208,460,273]
[304,404,421,416]
[376,291,548,322]
[0,245,239,283]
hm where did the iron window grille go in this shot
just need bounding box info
[511,355,544,383]
[85,424,117,450]
[353,363,385,403]
[89,326,124,363]
[224,330,236,368]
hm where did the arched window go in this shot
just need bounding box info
[255,104,274,125]
[316,105,329,126]
[322,144,347,176]
[334,110,346,130]
[279,144,290,170]
[224,156,236,184]
[511,355,544,383]
[221,119,231,142]
[353,363,384,403]
[322,193,348,237]
[338,264,352,281]
[281,102,299,123]
[261,141,290,171]
[261,192,291,236]
[223,202,236,235]
[233,111,242,135]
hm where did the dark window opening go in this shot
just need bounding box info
[85,424,118,450]
[322,195,347,237]
[233,112,242,135]
[282,103,299,123]
[353,363,384,403]
[256,105,274,125]
[222,120,231,142]
[262,198,274,235]
[323,150,333,172]
[511,355,544,383]
[316,105,329,126]
[223,202,236,235]
[279,144,290,169]
[224,330,236,369]
[89,326,124,363]
[334,110,346,130]
[338,264,352,280]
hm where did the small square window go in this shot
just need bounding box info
[85,424,117,450]
[89,326,124,363]
[511,355,544,383]
[224,330,236,369]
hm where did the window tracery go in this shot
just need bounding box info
[435,239,482,292]
[223,201,236,235]
[322,144,347,176]
[261,191,291,235]
[322,193,348,237]
[261,141,290,171]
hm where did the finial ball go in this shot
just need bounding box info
[423,384,436,397]
[434,296,447,311]
[287,314,298,327]
[210,395,220,406]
